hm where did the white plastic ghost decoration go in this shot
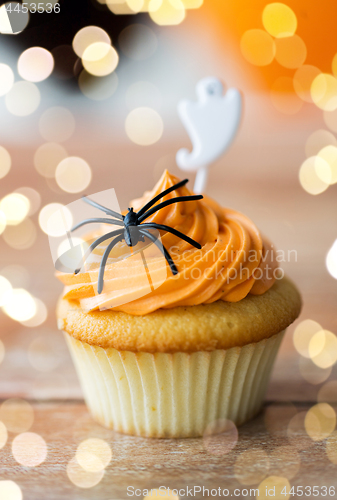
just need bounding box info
[176,77,242,193]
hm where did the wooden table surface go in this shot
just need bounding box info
[1,145,337,500]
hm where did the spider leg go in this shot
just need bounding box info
[139,223,201,249]
[71,217,124,232]
[82,196,124,220]
[139,229,178,275]
[98,234,124,294]
[138,195,203,223]
[137,178,189,217]
[74,229,124,274]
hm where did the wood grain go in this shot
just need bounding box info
[1,148,337,499]
[0,402,336,500]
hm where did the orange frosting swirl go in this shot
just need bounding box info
[56,171,278,315]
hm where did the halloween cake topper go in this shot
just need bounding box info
[71,178,203,294]
[176,77,242,194]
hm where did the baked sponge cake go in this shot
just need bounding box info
[56,170,301,438]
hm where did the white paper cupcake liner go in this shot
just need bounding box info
[64,330,284,438]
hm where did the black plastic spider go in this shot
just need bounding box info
[71,178,203,294]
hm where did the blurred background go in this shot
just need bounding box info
[1,0,337,498]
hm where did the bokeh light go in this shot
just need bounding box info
[324,108,337,133]
[1,264,30,288]
[3,218,37,250]
[149,0,185,26]
[234,449,269,485]
[78,70,118,100]
[299,156,329,195]
[318,381,337,404]
[5,81,40,116]
[274,35,306,69]
[44,175,64,193]
[3,289,37,321]
[67,457,104,488]
[182,0,202,7]
[118,24,157,60]
[257,476,291,500]
[34,142,68,178]
[28,336,61,372]
[0,339,5,365]
[326,239,337,279]
[309,329,328,359]
[0,211,6,235]
[305,403,336,441]
[20,298,47,327]
[269,445,300,479]
[82,42,119,77]
[0,399,34,433]
[55,157,92,193]
[203,419,238,456]
[0,481,22,500]
[315,145,337,184]
[293,319,322,357]
[127,0,146,13]
[12,432,47,467]
[18,47,54,82]
[299,355,331,385]
[0,2,29,34]
[308,329,337,368]
[73,26,111,58]
[25,0,59,8]
[311,73,337,112]
[0,421,7,449]
[39,107,75,143]
[76,438,112,472]
[240,29,275,67]
[270,76,303,114]
[305,129,337,157]
[106,0,157,15]
[1,265,30,289]
[0,146,12,179]
[126,81,162,110]
[0,193,30,225]
[0,1,335,489]
[105,1,138,16]
[14,187,41,216]
[38,203,73,237]
[0,63,14,96]
[125,107,163,145]
[262,3,297,38]
[0,2,14,33]
[293,65,321,103]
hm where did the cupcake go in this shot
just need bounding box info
[56,170,301,438]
